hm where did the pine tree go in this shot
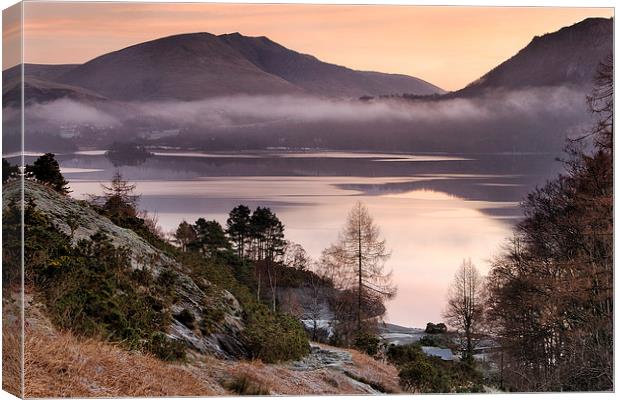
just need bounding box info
[174,220,197,252]
[190,218,231,257]
[26,153,70,194]
[226,205,252,258]
[99,171,140,218]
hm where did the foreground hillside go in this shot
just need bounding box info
[2,179,400,396]
[2,289,399,397]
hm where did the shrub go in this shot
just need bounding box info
[399,360,450,393]
[353,332,381,356]
[388,343,484,393]
[175,309,196,330]
[200,307,226,335]
[243,305,309,363]
[387,343,425,366]
[2,201,23,287]
[418,334,449,347]
[147,333,186,362]
[181,251,311,363]
[425,322,447,334]
[225,373,270,395]
[2,158,19,183]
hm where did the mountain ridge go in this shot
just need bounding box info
[218,32,444,97]
[8,32,443,102]
[455,17,612,96]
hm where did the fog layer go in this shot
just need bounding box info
[4,85,592,154]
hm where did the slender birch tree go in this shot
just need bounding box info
[444,259,485,363]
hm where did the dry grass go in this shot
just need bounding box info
[347,345,401,393]
[2,289,23,398]
[22,324,402,397]
[2,314,22,397]
[24,324,219,397]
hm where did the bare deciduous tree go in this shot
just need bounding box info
[321,201,396,334]
[283,241,311,270]
[444,259,484,363]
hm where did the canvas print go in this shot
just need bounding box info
[1,1,614,397]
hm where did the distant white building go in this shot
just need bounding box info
[59,125,79,139]
[421,346,455,361]
[138,128,180,140]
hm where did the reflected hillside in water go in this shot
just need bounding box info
[15,150,563,220]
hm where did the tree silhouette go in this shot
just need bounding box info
[98,171,140,218]
[26,153,70,194]
[443,259,484,363]
[226,205,252,258]
[190,218,231,257]
[485,56,613,391]
[2,159,19,184]
[174,220,197,252]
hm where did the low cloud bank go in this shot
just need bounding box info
[130,86,587,127]
[7,84,593,153]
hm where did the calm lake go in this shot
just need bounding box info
[22,150,562,328]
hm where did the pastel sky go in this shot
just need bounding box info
[3,2,614,90]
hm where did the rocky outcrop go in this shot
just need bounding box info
[3,180,247,359]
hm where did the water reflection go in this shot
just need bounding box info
[20,150,561,327]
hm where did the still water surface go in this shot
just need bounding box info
[30,150,562,327]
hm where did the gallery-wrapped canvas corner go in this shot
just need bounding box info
[1,1,614,397]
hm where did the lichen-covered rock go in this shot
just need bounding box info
[3,180,247,359]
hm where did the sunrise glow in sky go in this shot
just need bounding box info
[3,2,614,90]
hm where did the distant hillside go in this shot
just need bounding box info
[2,64,102,106]
[2,76,107,107]
[219,33,444,97]
[54,33,303,101]
[3,32,443,102]
[456,17,612,96]
[3,63,78,83]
